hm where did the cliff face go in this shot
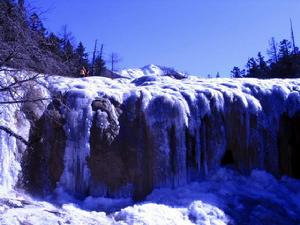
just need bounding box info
[18,76,300,200]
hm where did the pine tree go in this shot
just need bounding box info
[246,58,260,77]
[29,13,46,35]
[279,39,292,59]
[231,67,244,78]
[47,32,62,56]
[62,40,74,61]
[256,52,269,77]
[75,42,89,66]
[94,55,106,76]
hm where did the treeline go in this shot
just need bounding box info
[231,25,300,79]
[0,0,108,77]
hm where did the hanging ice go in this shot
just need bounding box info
[58,90,94,196]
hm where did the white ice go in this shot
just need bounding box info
[0,168,300,224]
[1,69,300,224]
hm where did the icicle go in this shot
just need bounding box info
[58,91,93,196]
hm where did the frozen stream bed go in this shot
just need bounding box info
[1,168,300,225]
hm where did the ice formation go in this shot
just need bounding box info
[1,67,300,224]
[1,168,300,224]
[33,75,300,200]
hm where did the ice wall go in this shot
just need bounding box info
[58,90,94,196]
[0,103,24,192]
[20,76,300,199]
[0,70,48,193]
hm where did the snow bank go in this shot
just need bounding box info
[1,168,300,224]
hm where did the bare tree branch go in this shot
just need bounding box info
[0,125,29,146]
[0,97,51,105]
[0,73,41,92]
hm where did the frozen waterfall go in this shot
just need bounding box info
[1,73,300,201]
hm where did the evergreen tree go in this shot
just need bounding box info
[29,13,46,35]
[0,1,111,78]
[94,55,106,76]
[62,40,74,62]
[47,32,62,56]
[234,37,300,79]
[246,57,260,78]
[256,52,269,77]
[75,42,89,66]
[231,67,244,78]
[61,40,77,76]
[278,39,292,59]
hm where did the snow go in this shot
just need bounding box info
[1,68,300,224]
[46,76,300,128]
[20,74,300,198]
[118,64,167,79]
[0,69,42,192]
[117,64,187,79]
[1,168,300,224]
[113,168,300,225]
[0,103,22,192]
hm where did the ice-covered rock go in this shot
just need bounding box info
[17,75,300,201]
[0,69,49,193]
[1,69,300,224]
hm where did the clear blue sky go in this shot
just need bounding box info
[29,0,300,77]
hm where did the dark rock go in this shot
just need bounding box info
[278,112,300,178]
[21,100,66,196]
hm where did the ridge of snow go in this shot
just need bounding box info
[117,64,187,79]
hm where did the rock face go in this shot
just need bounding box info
[2,75,300,200]
[22,99,66,195]
[278,112,300,178]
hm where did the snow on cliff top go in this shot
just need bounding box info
[47,74,300,120]
[117,64,188,79]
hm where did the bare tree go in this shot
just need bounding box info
[268,37,278,63]
[290,19,297,54]
[91,40,98,76]
[0,67,51,146]
[0,1,69,146]
[97,44,104,76]
[109,53,121,76]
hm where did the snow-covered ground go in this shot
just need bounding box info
[0,168,300,225]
